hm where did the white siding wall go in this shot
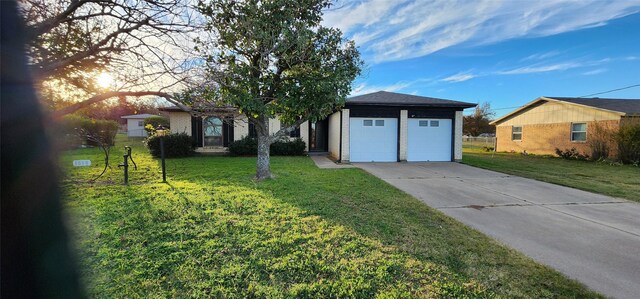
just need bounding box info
[454,110,463,161]
[399,110,408,161]
[328,112,341,160]
[233,115,249,140]
[299,121,309,151]
[168,112,192,135]
[126,119,148,137]
[497,100,621,126]
[341,109,350,162]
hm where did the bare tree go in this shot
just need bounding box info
[19,0,200,114]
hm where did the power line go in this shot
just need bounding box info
[578,84,640,98]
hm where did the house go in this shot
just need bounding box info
[160,91,476,162]
[490,96,640,155]
[121,113,157,137]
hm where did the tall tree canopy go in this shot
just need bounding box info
[19,0,197,115]
[196,0,363,179]
[463,102,495,137]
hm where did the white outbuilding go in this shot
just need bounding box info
[121,114,157,137]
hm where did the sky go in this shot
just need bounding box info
[322,0,640,117]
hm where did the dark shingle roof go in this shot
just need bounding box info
[347,91,476,108]
[545,97,640,114]
[159,106,186,112]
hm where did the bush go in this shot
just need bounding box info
[143,115,169,134]
[146,133,195,158]
[271,138,306,156]
[228,135,258,156]
[228,136,306,156]
[59,115,119,146]
[616,121,640,164]
[555,148,589,161]
[587,122,615,161]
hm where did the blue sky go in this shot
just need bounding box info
[322,0,640,117]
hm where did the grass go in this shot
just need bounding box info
[61,135,603,298]
[462,145,640,202]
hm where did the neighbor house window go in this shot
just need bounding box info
[571,123,587,142]
[375,120,384,126]
[363,120,373,126]
[138,120,144,126]
[419,120,428,127]
[430,120,439,127]
[512,126,522,141]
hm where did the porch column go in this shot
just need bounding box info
[454,110,463,161]
[399,110,408,161]
[341,109,350,162]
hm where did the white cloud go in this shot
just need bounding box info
[442,73,476,82]
[323,0,640,63]
[350,77,433,96]
[582,68,607,75]
[521,50,562,61]
[497,62,582,75]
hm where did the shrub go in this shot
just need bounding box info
[146,133,195,158]
[271,138,306,156]
[228,135,258,156]
[587,122,615,161]
[59,115,119,146]
[143,115,169,134]
[615,121,640,164]
[228,136,306,156]
[555,148,589,161]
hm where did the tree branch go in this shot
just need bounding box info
[53,91,190,118]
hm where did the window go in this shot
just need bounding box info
[430,120,439,127]
[375,120,384,126]
[419,120,429,127]
[363,120,373,126]
[289,126,300,138]
[138,120,144,127]
[571,123,587,141]
[512,126,522,141]
[248,123,257,138]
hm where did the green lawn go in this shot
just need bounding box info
[462,145,640,202]
[61,135,603,298]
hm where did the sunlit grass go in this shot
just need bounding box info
[61,134,603,298]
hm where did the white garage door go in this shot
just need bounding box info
[408,118,452,162]
[350,117,397,162]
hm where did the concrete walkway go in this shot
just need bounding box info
[355,162,640,299]
[310,155,354,169]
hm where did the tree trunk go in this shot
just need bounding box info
[255,117,272,180]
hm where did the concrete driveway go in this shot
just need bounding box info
[355,162,640,299]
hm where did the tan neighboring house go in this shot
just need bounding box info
[490,96,640,155]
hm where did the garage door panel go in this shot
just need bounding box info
[350,118,397,162]
[408,118,452,162]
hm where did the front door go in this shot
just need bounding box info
[309,120,328,151]
[203,116,223,146]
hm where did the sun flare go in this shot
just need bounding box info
[96,72,114,88]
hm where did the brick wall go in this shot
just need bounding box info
[496,120,620,156]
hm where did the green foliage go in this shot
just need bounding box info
[271,138,306,156]
[145,133,195,158]
[60,114,119,146]
[143,115,169,134]
[555,148,589,161]
[229,136,306,156]
[227,135,258,156]
[196,0,362,128]
[615,121,640,164]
